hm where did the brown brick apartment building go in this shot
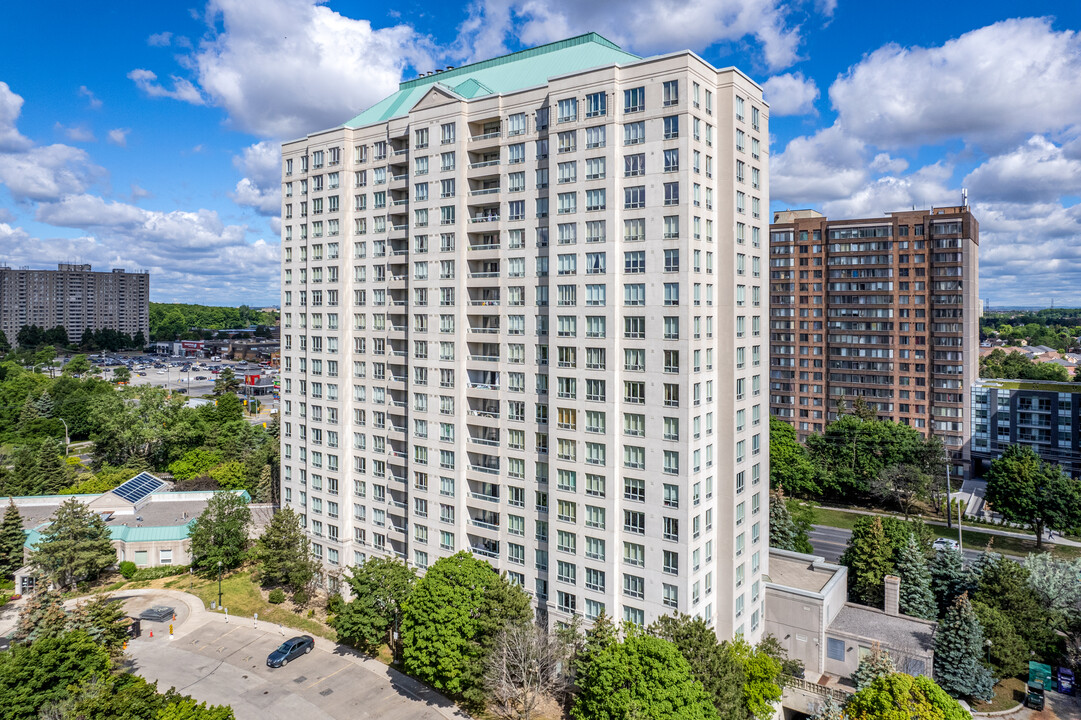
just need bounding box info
[0,263,150,345]
[769,206,979,476]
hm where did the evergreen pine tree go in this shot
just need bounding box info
[933,593,995,702]
[33,440,69,495]
[769,489,798,551]
[841,516,895,607]
[13,588,69,644]
[0,499,27,579]
[68,593,129,655]
[255,464,273,503]
[810,694,845,720]
[17,395,40,429]
[929,547,968,618]
[967,540,1000,588]
[896,535,936,619]
[32,391,54,418]
[854,644,896,690]
[254,506,320,593]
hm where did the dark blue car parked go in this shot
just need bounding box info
[267,635,314,668]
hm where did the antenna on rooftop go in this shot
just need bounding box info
[961,188,968,207]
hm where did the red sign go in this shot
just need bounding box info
[246,374,260,385]
[180,341,205,350]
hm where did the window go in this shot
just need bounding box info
[586,91,607,117]
[624,510,645,534]
[585,125,606,149]
[558,97,578,123]
[624,153,645,177]
[507,112,526,136]
[663,79,678,106]
[663,115,679,139]
[827,638,845,661]
[664,182,679,206]
[624,121,645,145]
[440,122,455,144]
[586,189,606,211]
[624,186,645,209]
[664,148,679,172]
[624,250,645,273]
[624,87,644,113]
[624,476,645,501]
[585,156,605,179]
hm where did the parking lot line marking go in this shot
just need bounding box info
[306,665,348,689]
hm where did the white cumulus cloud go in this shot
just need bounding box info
[186,0,434,138]
[963,135,1081,204]
[456,0,818,70]
[829,18,1081,149]
[761,72,819,115]
[107,128,131,146]
[127,68,205,105]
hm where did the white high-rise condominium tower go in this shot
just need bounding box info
[280,33,769,640]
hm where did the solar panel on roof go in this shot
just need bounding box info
[112,472,165,503]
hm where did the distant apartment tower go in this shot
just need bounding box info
[280,33,770,639]
[769,207,979,476]
[0,263,150,345]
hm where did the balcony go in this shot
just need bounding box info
[469,537,499,559]
[467,369,499,392]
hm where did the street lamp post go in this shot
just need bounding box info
[217,560,223,610]
[59,418,70,456]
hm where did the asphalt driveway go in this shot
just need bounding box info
[120,592,462,720]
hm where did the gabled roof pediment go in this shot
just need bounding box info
[410,84,466,113]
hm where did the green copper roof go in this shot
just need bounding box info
[345,33,640,129]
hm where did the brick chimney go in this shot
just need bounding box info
[884,575,900,616]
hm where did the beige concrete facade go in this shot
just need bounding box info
[280,36,770,640]
[0,263,150,345]
[769,207,979,476]
[765,550,936,682]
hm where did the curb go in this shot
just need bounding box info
[971,702,1024,717]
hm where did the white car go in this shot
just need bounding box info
[932,538,959,552]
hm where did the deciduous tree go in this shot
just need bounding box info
[188,491,252,574]
[571,628,719,720]
[484,622,569,720]
[401,552,532,709]
[769,417,819,497]
[0,631,111,720]
[334,556,416,656]
[845,673,969,720]
[985,444,1081,548]
[649,613,746,718]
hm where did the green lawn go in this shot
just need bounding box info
[161,571,336,640]
[811,506,1081,559]
[972,676,1026,713]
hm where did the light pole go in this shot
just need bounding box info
[986,639,992,665]
[59,418,70,456]
[217,560,223,610]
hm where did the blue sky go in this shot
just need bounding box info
[1,0,1080,307]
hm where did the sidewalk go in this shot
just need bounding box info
[819,504,1081,548]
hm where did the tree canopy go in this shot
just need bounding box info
[400,552,532,709]
[571,628,719,720]
[31,497,116,589]
[845,673,971,720]
[985,444,1081,548]
[188,491,252,573]
[334,557,417,656]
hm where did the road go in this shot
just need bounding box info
[809,525,985,563]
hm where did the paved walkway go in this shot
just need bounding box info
[819,505,1081,548]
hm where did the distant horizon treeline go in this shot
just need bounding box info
[150,303,278,341]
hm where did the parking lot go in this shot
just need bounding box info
[122,593,457,720]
